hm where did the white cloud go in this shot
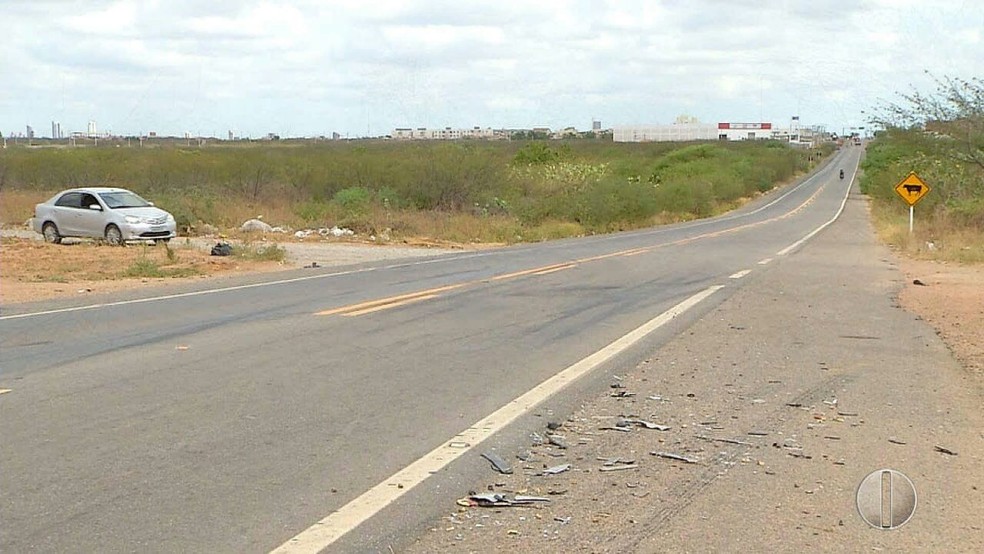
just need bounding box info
[1,0,983,137]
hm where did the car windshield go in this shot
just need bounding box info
[99,191,151,209]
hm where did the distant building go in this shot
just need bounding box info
[614,121,775,142]
[228,130,234,140]
[51,121,63,139]
[26,125,35,139]
[87,120,97,137]
[391,126,505,140]
[592,120,602,131]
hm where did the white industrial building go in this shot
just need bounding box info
[613,122,776,143]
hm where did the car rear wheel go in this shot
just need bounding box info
[42,222,63,244]
[105,224,124,246]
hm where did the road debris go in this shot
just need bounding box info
[459,493,551,507]
[616,418,671,431]
[542,463,571,475]
[554,516,572,525]
[696,435,753,446]
[888,438,907,445]
[547,434,569,449]
[599,463,639,472]
[610,391,636,398]
[481,451,513,475]
[747,430,769,436]
[546,421,563,431]
[934,445,958,456]
[837,411,859,416]
[651,451,698,464]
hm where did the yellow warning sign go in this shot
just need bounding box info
[894,172,931,206]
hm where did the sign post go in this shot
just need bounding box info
[893,172,931,233]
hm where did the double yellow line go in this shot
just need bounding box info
[315,284,464,317]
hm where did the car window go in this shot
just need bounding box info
[99,190,152,209]
[54,192,83,208]
[80,193,101,209]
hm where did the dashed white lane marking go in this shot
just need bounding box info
[0,389,11,395]
[270,284,726,554]
[729,270,752,279]
[757,258,773,265]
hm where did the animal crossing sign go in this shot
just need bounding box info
[894,172,931,233]
[894,172,931,207]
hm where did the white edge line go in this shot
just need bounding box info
[270,284,726,554]
[0,252,491,321]
[776,161,856,257]
[729,269,752,279]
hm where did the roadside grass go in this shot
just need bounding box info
[870,201,984,263]
[861,128,984,264]
[119,243,204,279]
[232,241,288,262]
[1,140,833,244]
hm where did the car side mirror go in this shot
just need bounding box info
[88,204,103,211]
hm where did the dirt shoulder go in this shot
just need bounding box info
[0,233,464,306]
[895,258,984,379]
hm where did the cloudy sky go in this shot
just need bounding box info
[2,0,982,138]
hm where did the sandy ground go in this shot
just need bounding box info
[896,259,984,379]
[0,232,462,306]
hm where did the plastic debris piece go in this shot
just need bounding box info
[599,426,632,432]
[530,432,545,446]
[619,418,671,431]
[747,430,769,436]
[599,464,639,472]
[887,438,906,445]
[934,445,958,456]
[554,516,572,525]
[513,495,550,503]
[696,435,753,446]
[547,435,569,449]
[837,411,859,416]
[481,451,513,475]
[610,391,635,398]
[546,421,563,430]
[651,451,697,464]
[516,449,533,461]
[542,463,571,475]
[448,441,470,449]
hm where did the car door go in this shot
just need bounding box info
[76,192,107,238]
[52,192,83,235]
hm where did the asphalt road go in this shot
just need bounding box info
[1,147,862,552]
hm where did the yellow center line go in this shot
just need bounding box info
[315,284,463,316]
[342,294,440,316]
[488,262,575,281]
[531,264,576,276]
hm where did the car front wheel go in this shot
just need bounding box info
[105,224,124,246]
[42,222,63,244]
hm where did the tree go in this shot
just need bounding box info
[872,74,984,169]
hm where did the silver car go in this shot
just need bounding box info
[33,187,177,245]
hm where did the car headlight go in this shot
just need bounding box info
[124,215,142,224]
[166,214,175,222]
